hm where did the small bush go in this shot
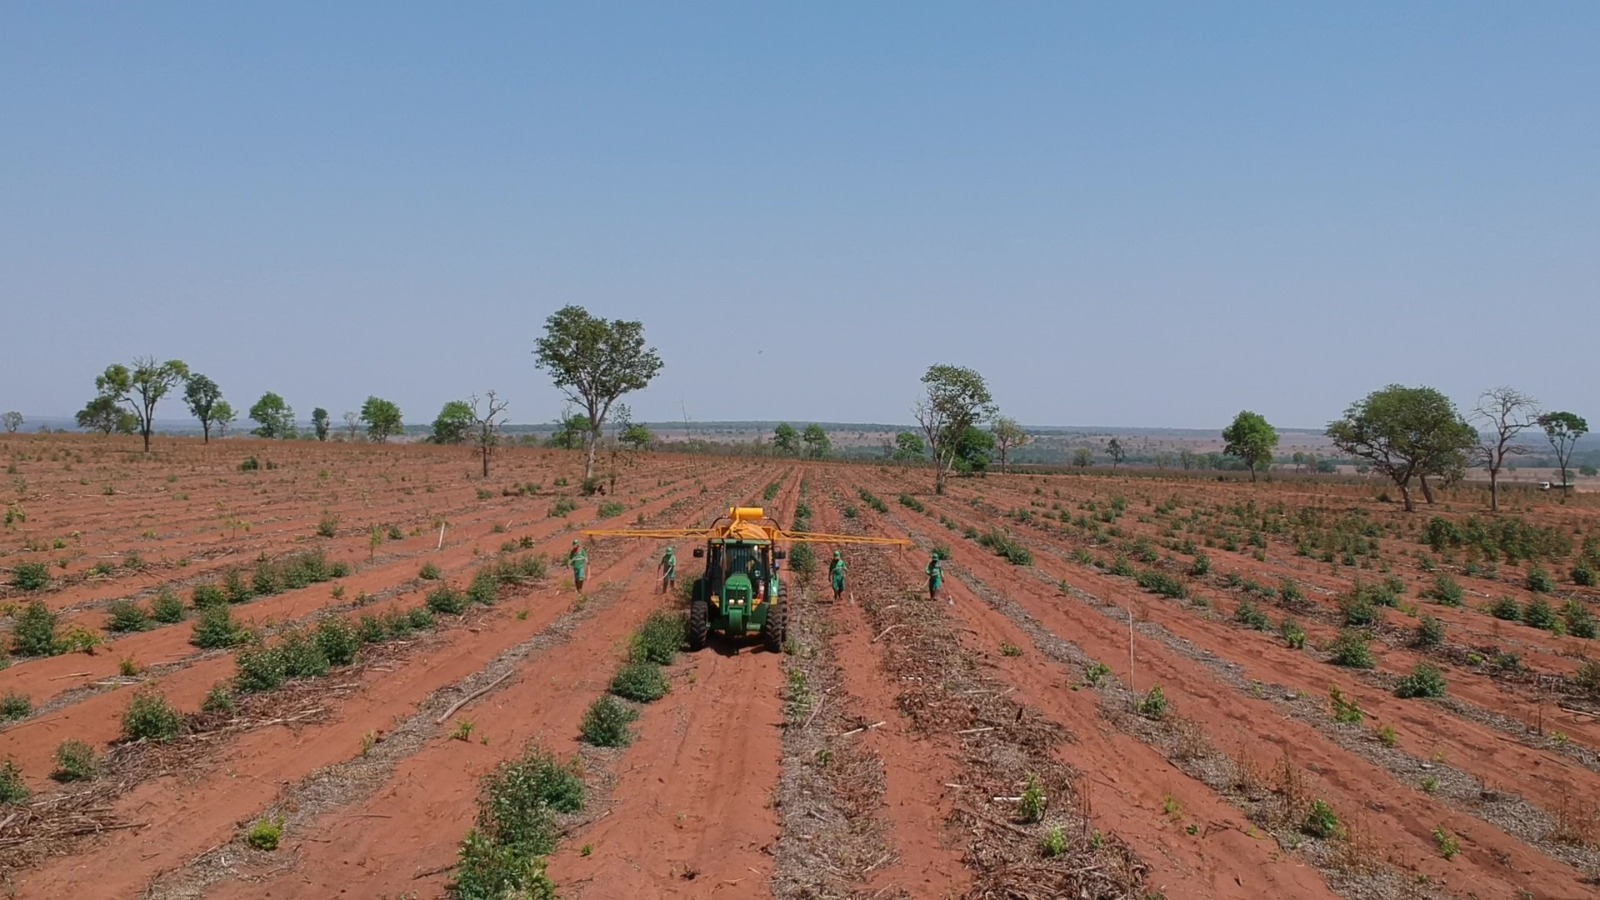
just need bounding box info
[1278,579,1305,608]
[11,601,59,657]
[191,605,249,649]
[1303,799,1341,839]
[1234,600,1271,631]
[1136,569,1187,599]
[1189,552,1211,576]
[202,683,235,715]
[407,606,436,630]
[1563,601,1597,639]
[106,599,152,633]
[51,740,97,782]
[0,692,30,721]
[1413,615,1446,649]
[247,818,283,851]
[427,584,467,615]
[1434,826,1459,860]
[978,529,1033,566]
[1329,630,1375,669]
[316,512,339,538]
[630,611,685,664]
[1281,617,1306,649]
[275,629,331,679]
[1339,594,1381,627]
[1523,596,1558,631]
[419,562,442,581]
[223,569,252,603]
[597,501,626,519]
[314,617,360,667]
[122,690,183,742]
[151,590,185,623]
[1016,775,1046,823]
[0,760,29,805]
[234,644,288,694]
[1490,596,1521,620]
[1136,685,1168,719]
[1329,686,1363,724]
[454,830,553,900]
[899,494,925,513]
[1428,574,1464,607]
[1395,662,1448,699]
[192,584,227,609]
[609,660,670,703]
[547,498,578,518]
[239,456,260,472]
[465,570,499,607]
[579,695,638,747]
[11,562,50,591]
[1041,825,1067,858]
[1526,565,1555,593]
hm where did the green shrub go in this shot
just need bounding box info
[122,690,183,742]
[547,498,578,518]
[1189,552,1211,576]
[316,512,339,538]
[1329,686,1363,724]
[251,558,282,596]
[1234,600,1271,631]
[1490,596,1521,621]
[1016,775,1046,823]
[192,584,227,609]
[1302,799,1341,839]
[1041,825,1067,858]
[11,601,59,656]
[427,585,468,615]
[0,760,29,805]
[0,692,30,721]
[1563,601,1597,639]
[1395,662,1448,699]
[597,501,626,519]
[239,456,260,472]
[223,569,252,603]
[1338,594,1381,627]
[407,606,436,631]
[1135,569,1187,599]
[1278,579,1305,608]
[191,605,249,649]
[1523,597,1558,631]
[201,684,235,715]
[609,661,670,703]
[488,554,548,585]
[1281,617,1306,649]
[1578,660,1600,696]
[234,644,288,694]
[630,611,685,665]
[579,695,638,747]
[898,494,925,513]
[151,590,185,623]
[1572,562,1597,587]
[1526,565,1555,593]
[1428,574,1464,607]
[11,562,50,592]
[977,529,1033,566]
[106,599,152,633]
[1413,615,1446,649]
[51,739,97,782]
[857,489,888,513]
[275,629,331,679]
[454,830,554,900]
[314,617,359,666]
[1136,685,1168,719]
[247,818,283,851]
[419,562,442,581]
[1329,630,1375,669]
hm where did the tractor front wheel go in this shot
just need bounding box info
[688,580,709,651]
[762,600,787,653]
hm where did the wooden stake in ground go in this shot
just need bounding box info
[1127,603,1136,705]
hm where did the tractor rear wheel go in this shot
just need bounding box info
[687,579,709,651]
[762,599,787,653]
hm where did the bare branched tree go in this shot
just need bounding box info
[470,391,510,478]
[342,411,361,442]
[1473,386,1539,512]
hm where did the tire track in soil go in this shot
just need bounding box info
[548,468,802,898]
[861,473,1599,899]
[180,471,774,900]
[9,469,759,899]
[894,473,1600,882]
[820,478,1162,900]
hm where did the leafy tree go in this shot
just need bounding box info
[548,411,590,450]
[893,431,926,463]
[76,396,134,435]
[620,422,653,451]
[913,364,995,495]
[95,357,190,452]
[249,392,296,439]
[430,401,474,445]
[801,424,831,459]
[1326,385,1476,512]
[181,373,224,443]
[213,400,235,438]
[1072,447,1094,468]
[773,423,799,455]
[1222,410,1279,482]
[360,396,403,443]
[1106,437,1126,469]
[991,416,1028,473]
[532,305,665,481]
[468,391,509,477]
[953,426,994,475]
[311,408,331,442]
[1,412,21,433]
[1538,411,1588,494]
[1473,386,1540,512]
[1582,465,1599,478]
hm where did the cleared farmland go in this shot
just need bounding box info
[2,435,1599,899]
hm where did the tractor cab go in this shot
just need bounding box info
[691,509,787,648]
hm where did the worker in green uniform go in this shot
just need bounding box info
[927,551,945,603]
[567,539,588,593]
[659,546,677,595]
[829,550,847,601]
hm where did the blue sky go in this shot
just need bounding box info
[3,3,1596,429]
